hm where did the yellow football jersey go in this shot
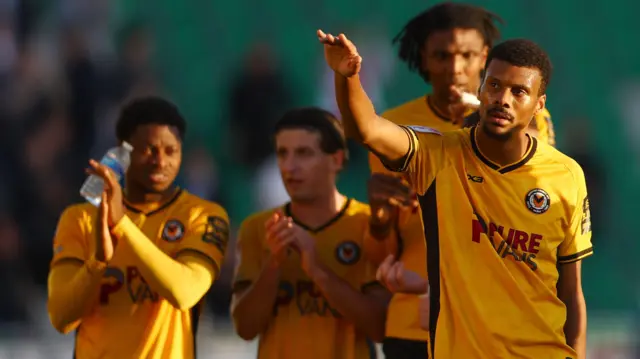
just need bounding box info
[49,190,228,359]
[387,126,592,358]
[233,199,379,359]
[368,95,459,342]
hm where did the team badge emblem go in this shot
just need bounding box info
[335,241,361,265]
[525,189,550,214]
[162,219,185,242]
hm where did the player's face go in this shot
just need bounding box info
[126,124,182,194]
[421,28,488,102]
[478,59,546,140]
[275,129,343,203]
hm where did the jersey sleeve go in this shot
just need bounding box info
[383,126,448,195]
[175,204,230,276]
[51,206,89,267]
[558,170,593,264]
[232,217,264,291]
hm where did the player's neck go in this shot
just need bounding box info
[427,94,452,120]
[476,130,530,167]
[289,190,346,229]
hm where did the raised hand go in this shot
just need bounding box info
[317,29,362,77]
[87,159,125,226]
[95,192,116,262]
[376,255,428,294]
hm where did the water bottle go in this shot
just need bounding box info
[80,142,134,207]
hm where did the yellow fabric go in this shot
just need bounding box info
[390,126,592,358]
[233,199,379,359]
[47,190,229,359]
[369,95,459,341]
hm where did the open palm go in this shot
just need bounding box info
[317,29,362,77]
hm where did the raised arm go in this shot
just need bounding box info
[318,30,411,167]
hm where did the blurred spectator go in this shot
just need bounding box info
[182,143,222,203]
[228,42,293,167]
[0,212,33,326]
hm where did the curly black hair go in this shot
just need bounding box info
[116,96,186,142]
[394,2,504,82]
[486,38,553,95]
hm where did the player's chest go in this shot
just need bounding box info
[448,160,569,256]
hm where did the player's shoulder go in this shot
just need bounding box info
[381,96,425,124]
[536,142,586,182]
[345,198,371,216]
[240,206,281,231]
[178,190,229,219]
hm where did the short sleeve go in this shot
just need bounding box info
[176,204,230,273]
[558,171,593,264]
[384,126,448,195]
[231,217,264,291]
[51,206,89,267]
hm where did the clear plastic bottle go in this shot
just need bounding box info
[80,142,134,207]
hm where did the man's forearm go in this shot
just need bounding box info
[231,261,282,341]
[112,216,214,309]
[48,260,105,334]
[309,263,388,342]
[563,293,587,359]
[334,73,411,164]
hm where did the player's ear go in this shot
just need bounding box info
[535,94,547,115]
[331,150,346,172]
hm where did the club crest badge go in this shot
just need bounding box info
[335,241,361,265]
[162,219,185,242]
[525,188,550,214]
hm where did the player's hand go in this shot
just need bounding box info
[448,86,479,126]
[376,255,428,294]
[418,293,430,331]
[87,159,125,226]
[273,219,318,275]
[95,192,116,262]
[368,173,418,239]
[317,29,362,77]
[264,210,296,267]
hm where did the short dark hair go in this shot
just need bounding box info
[274,107,349,161]
[486,39,553,95]
[394,3,503,81]
[116,96,186,142]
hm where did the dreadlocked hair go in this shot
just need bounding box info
[394,2,504,81]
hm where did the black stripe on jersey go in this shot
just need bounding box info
[470,126,537,174]
[418,180,440,358]
[175,249,221,279]
[366,338,378,359]
[361,280,384,292]
[124,189,184,216]
[381,126,416,173]
[558,247,594,264]
[285,198,351,233]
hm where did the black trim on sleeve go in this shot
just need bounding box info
[361,280,384,292]
[382,126,416,173]
[558,247,594,264]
